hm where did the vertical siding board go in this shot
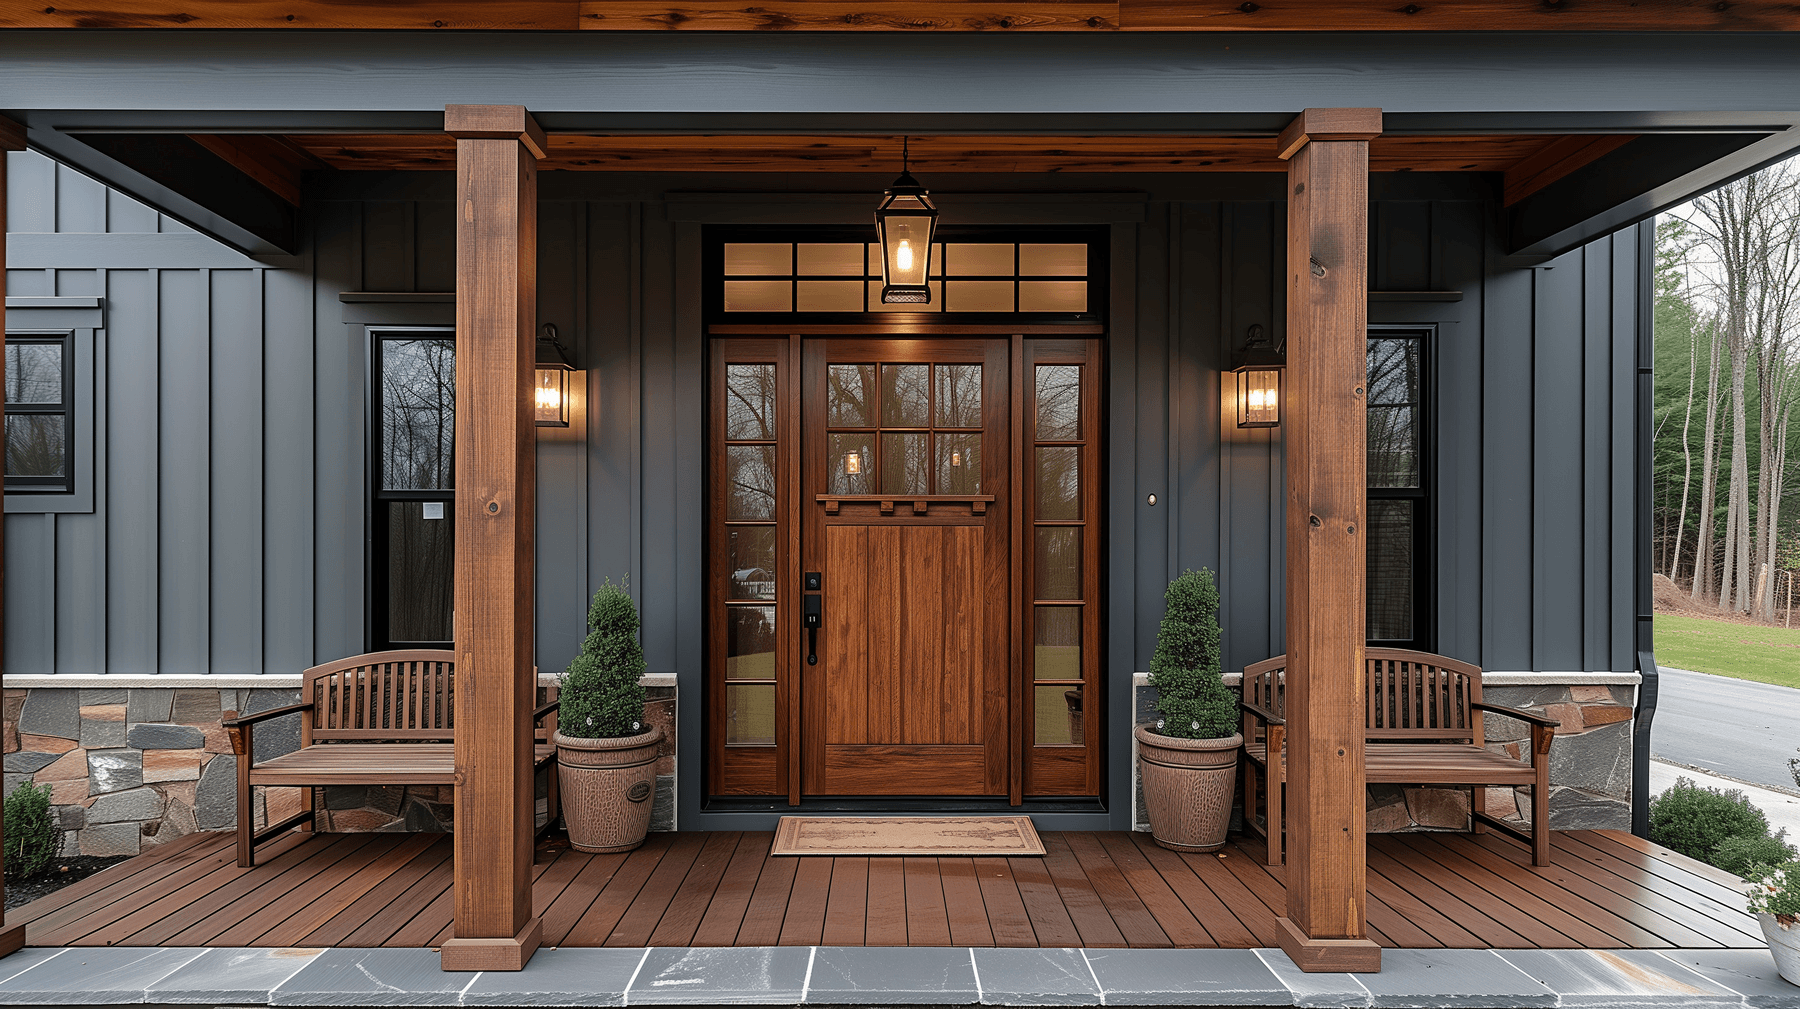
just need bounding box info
[7,151,55,233]
[313,201,365,660]
[360,201,413,292]
[55,163,107,234]
[158,269,211,673]
[1221,201,1278,668]
[1380,201,1432,292]
[1482,238,1534,671]
[638,212,680,673]
[415,201,456,293]
[264,263,316,673]
[1428,200,1485,663]
[586,202,639,603]
[1175,202,1221,586]
[56,318,107,672]
[107,269,159,673]
[1532,249,1586,672]
[2,513,55,673]
[210,268,265,673]
[1135,204,1171,667]
[107,188,161,235]
[536,200,587,672]
[1611,228,1640,671]
[1583,240,1613,671]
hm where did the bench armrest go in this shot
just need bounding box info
[533,700,560,723]
[1471,700,1561,728]
[1240,699,1284,726]
[222,703,313,729]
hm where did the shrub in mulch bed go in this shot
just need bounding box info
[5,855,133,910]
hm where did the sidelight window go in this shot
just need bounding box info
[370,330,456,650]
[722,361,780,747]
[1366,329,1431,649]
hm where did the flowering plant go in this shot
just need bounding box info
[1744,860,1800,928]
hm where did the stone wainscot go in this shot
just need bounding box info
[2,676,677,856]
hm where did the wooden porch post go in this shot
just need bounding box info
[440,104,545,973]
[1275,108,1382,974]
[0,116,27,961]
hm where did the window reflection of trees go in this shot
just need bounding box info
[382,339,456,491]
[1036,365,1081,440]
[1366,339,1419,489]
[725,364,776,440]
[5,343,67,480]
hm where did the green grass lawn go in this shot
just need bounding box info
[1654,613,1800,689]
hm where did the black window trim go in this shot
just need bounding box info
[4,331,77,495]
[366,325,457,652]
[1366,324,1435,652]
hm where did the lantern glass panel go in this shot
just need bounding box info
[535,365,571,427]
[1236,368,1281,428]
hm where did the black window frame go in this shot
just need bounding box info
[367,327,457,652]
[4,332,76,495]
[1365,325,1434,652]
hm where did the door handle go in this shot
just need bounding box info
[803,594,822,665]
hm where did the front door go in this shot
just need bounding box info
[801,339,1011,795]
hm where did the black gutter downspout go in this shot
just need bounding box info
[1632,220,1661,839]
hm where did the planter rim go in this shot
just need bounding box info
[553,725,663,751]
[1134,726,1242,751]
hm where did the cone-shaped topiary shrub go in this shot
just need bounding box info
[558,580,648,739]
[1147,568,1237,740]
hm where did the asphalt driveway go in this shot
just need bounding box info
[1651,666,1800,794]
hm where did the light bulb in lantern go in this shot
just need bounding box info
[845,451,862,475]
[896,240,914,273]
[950,450,963,467]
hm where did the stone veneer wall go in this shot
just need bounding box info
[2,681,678,856]
[1132,676,1636,834]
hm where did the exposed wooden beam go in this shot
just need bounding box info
[1277,107,1381,975]
[1502,134,1638,207]
[7,0,1800,30]
[187,134,324,206]
[440,103,543,974]
[0,115,27,961]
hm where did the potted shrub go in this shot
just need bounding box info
[554,581,663,854]
[1744,859,1800,984]
[1136,568,1242,852]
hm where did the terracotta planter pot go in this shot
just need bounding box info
[554,725,663,854]
[1760,913,1800,985]
[1135,725,1242,853]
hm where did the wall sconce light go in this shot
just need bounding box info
[536,322,576,428]
[874,137,937,305]
[1231,323,1284,429]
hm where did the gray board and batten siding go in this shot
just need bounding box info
[4,157,1644,829]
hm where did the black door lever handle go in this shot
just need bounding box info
[803,594,822,665]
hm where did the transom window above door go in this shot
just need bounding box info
[825,362,983,496]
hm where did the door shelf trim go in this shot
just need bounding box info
[817,493,997,515]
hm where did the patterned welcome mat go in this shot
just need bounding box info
[770,815,1046,856]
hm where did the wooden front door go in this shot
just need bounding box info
[801,339,1011,795]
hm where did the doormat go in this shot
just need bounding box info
[771,815,1046,856]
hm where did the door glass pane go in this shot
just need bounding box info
[1035,364,1081,440]
[5,344,62,404]
[1034,527,1082,600]
[724,243,791,275]
[380,338,456,491]
[1035,446,1080,520]
[1366,500,1414,641]
[946,281,1014,313]
[1018,281,1087,313]
[934,364,982,427]
[828,433,874,494]
[5,416,64,476]
[726,606,777,679]
[935,433,982,494]
[880,432,929,494]
[724,363,776,441]
[728,526,776,600]
[946,244,1014,276]
[1034,606,1081,680]
[827,364,876,427]
[796,243,865,276]
[1036,685,1082,746]
[723,281,791,313]
[879,364,929,426]
[796,281,864,312]
[1020,244,1087,276]
[726,684,777,745]
[725,444,776,519]
[386,501,454,643]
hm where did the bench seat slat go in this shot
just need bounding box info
[246,743,556,787]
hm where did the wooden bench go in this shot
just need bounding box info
[1240,648,1561,867]
[222,650,561,867]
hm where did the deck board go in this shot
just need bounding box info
[12,828,1762,951]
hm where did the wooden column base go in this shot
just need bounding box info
[440,917,542,971]
[1277,917,1381,973]
[0,923,24,959]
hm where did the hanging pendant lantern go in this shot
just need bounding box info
[875,137,938,305]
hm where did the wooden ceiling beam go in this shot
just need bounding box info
[1502,134,1639,207]
[187,134,325,206]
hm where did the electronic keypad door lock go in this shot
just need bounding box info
[803,594,822,664]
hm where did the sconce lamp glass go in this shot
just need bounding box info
[1234,367,1282,429]
[536,322,577,428]
[874,170,938,304]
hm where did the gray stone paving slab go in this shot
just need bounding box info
[0,950,70,988]
[271,948,469,1006]
[461,947,645,1006]
[0,947,205,1003]
[1497,949,1744,1009]
[1253,949,1371,1008]
[805,946,981,1004]
[1082,948,1290,1005]
[1652,948,1800,1008]
[1356,949,1553,1009]
[628,946,811,1005]
[147,947,323,1003]
[968,948,1100,1005]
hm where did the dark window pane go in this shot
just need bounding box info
[5,344,62,405]
[724,363,776,440]
[880,364,929,427]
[1366,339,1419,405]
[729,526,777,600]
[827,364,876,427]
[726,444,776,519]
[1035,446,1080,520]
[1034,606,1081,681]
[5,415,64,477]
[381,339,456,491]
[935,433,981,494]
[1368,405,1419,488]
[828,433,874,494]
[881,432,929,494]
[387,501,454,643]
[726,605,777,679]
[726,684,777,745]
[1035,365,1081,440]
[1034,527,1082,600]
[1036,685,1082,746]
[1366,500,1414,642]
[934,364,982,427]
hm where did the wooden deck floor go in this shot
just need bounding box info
[11,828,1764,950]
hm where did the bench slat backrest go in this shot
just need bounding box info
[1243,648,1486,744]
[305,650,458,741]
